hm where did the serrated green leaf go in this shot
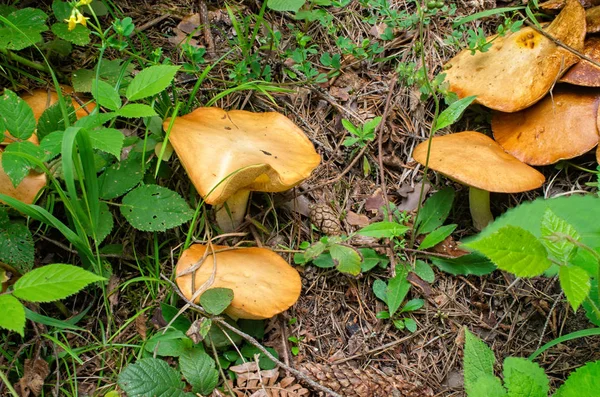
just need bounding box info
[179,345,219,395]
[98,153,145,199]
[267,0,306,12]
[541,209,580,264]
[413,260,435,283]
[1,142,45,187]
[434,95,476,132]
[72,59,128,93]
[464,329,496,395]
[120,185,194,232]
[554,360,600,397]
[0,294,25,336]
[583,279,600,326]
[360,248,389,272]
[37,102,76,140]
[571,248,599,276]
[126,65,180,101]
[312,252,335,268]
[329,244,362,275]
[160,302,192,334]
[12,264,104,303]
[40,131,64,161]
[464,226,551,277]
[51,22,90,46]
[0,89,35,140]
[144,329,192,357]
[0,8,48,51]
[470,374,507,397]
[373,279,387,303]
[503,357,548,397]
[51,0,71,20]
[418,224,457,250]
[200,288,234,315]
[117,357,195,397]
[117,104,157,118]
[0,220,34,272]
[386,272,410,317]
[92,201,113,244]
[430,252,496,276]
[559,266,590,312]
[416,187,455,235]
[92,79,121,111]
[87,128,124,158]
[357,221,409,238]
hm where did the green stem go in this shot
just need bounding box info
[0,369,20,397]
[0,48,50,74]
[469,187,493,231]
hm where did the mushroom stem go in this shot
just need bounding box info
[214,190,251,232]
[469,187,494,231]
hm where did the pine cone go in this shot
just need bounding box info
[300,363,433,397]
[309,203,342,235]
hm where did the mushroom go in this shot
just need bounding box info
[413,131,545,230]
[442,0,585,112]
[587,6,600,33]
[492,86,600,165]
[538,0,600,10]
[175,244,302,320]
[163,107,320,232]
[0,132,45,205]
[560,38,600,86]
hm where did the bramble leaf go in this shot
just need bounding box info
[117,357,195,397]
[503,357,548,397]
[125,65,180,101]
[559,265,590,312]
[555,360,600,397]
[0,89,35,140]
[179,345,219,395]
[0,294,25,336]
[464,329,496,395]
[200,288,234,315]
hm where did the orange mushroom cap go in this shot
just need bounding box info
[560,38,600,86]
[0,153,46,205]
[163,107,321,205]
[442,0,585,112]
[492,86,600,165]
[175,244,302,320]
[413,131,545,193]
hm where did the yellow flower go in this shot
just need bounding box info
[64,8,88,31]
[65,14,77,31]
[76,11,89,27]
[77,0,93,5]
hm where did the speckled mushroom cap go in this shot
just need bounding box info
[492,86,600,165]
[175,244,302,320]
[442,0,585,112]
[413,131,545,193]
[560,38,600,86]
[163,107,321,205]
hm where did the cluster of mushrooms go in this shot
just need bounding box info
[164,107,321,319]
[413,0,600,230]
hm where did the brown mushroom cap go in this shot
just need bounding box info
[492,86,600,165]
[539,0,600,10]
[560,38,600,86]
[175,244,302,320]
[163,107,321,205]
[442,0,585,112]
[413,131,545,193]
[587,5,600,32]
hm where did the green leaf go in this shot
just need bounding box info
[470,374,507,397]
[418,224,457,250]
[554,360,600,397]
[0,219,34,272]
[200,288,234,315]
[144,329,192,357]
[502,357,548,397]
[40,131,64,161]
[0,294,25,336]
[386,271,411,317]
[37,102,76,140]
[430,252,496,276]
[91,79,121,111]
[93,201,113,244]
[267,0,306,12]
[116,104,158,118]
[415,187,455,235]
[360,248,389,272]
[434,95,476,132]
[98,153,145,199]
[1,141,45,186]
[120,185,194,232]
[403,318,417,332]
[117,357,195,397]
[125,65,180,101]
[0,89,36,140]
[312,252,335,268]
[51,22,90,46]
[72,59,129,93]
[0,8,48,51]
[464,329,496,395]
[12,264,104,303]
[559,265,590,312]
[87,128,124,158]
[52,0,71,20]
[413,260,435,283]
[541,209,580,264]
[401,298,424,313]
[240,345,279,370]
[464,226,552,277]
[179,345,219,395]
[373,279,387,303]
[329,243,362,275]
[583,279,600,326]
[160,302,192,333]
[357,221,409,238]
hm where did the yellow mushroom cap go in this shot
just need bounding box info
[175,244,302,320]
[587,6,600,33]
[413,131,545,193]
[163,107,321,205]
[492,86,600,165]
[560,38,600,86]
[442,0,585,112]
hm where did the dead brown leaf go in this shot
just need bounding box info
[18,358,49,397]
[135,313,147,341]
[177,13,201,36]
[345,211,370,227]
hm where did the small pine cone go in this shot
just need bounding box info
[309,203,342,235]
[300,363,433,397]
